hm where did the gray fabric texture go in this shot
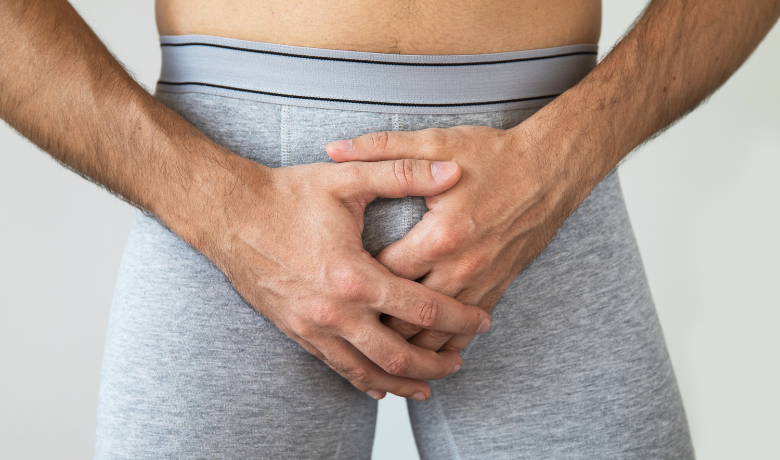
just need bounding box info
[94,40,694,459]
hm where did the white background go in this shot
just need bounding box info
[1,1,778,458]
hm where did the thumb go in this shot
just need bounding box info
[340,159,461,202]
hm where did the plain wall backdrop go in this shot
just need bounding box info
[1,1,778,458]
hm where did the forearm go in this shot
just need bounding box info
[0,0,255,251]
[517,0,780,187]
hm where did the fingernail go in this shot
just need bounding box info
[448,364,461,375]
[431,161,457,181]
[477,318,491,334]
[328,139,353,152]
[409,392,426,401]
[367,389,383,400]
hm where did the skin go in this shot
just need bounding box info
[0,0,491,402]
[2,0,780,403]
[155,0,602,54]
[325,0,780,367]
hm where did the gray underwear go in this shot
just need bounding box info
[94,35,695,459]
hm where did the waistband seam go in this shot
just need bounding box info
[160,42,597,67]
[155,87,553,114]
[156,80,562,109]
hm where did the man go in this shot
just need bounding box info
[1,0,778,457]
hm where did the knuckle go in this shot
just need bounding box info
[343,366,372,384]
[388,317,423,336]
[367,131,391,151]
[421,128,447,153]
[451,268,474,287]
[384,353,411,376]
[310,302,341,328]
[334,163,365,199]
[339,161,362,183]
[329,265,369,302]
[392,158,416,188]
[424,225,467,259]
[344,161,369,187]
[288,315,316,339]
[426,329,453,341]
[417,300,439,328]
[452,252,490,284]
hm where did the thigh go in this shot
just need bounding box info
[407,173,695,460]
[95,212,377,459]
[95,93,382,459]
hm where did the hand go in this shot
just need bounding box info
[197,156,492,400]
[327,125,595,353]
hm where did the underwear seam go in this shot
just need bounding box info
[392,113,402,132]
[333,394,355,459]
[157,81,561,108]
[459,336,482,359]
[394,114,413,234]
[160,42,597,66]
[432,388,463,460]
[281,105,292,167]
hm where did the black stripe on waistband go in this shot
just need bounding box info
[156,81,560,107]
[159,42,597,67]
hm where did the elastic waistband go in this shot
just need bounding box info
[157,34,597,114]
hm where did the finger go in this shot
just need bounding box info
[439,333,477,354]
[376,212,467,282]
[375,221,434,281]
[285,331,386,399]
[284,327,329,361]
[339,159,461,203]
[380,267,462,352]
[409,329,456,352]
[314,335,433,400]
[417,268,464,299]
[349,380,387,401]
[346,320,464,381]
[475,280,514,312]
[436,283,510,354]
[368,389,388,400]
[381,314,423,340]
[409,273,502,351]
[290,326,423,399]
[376,275,491,335]
[326,130,435,162]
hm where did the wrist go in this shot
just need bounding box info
[154,138,273,262]
[505,118,598,205]
[113,93,277,266]
[508,94,623,195]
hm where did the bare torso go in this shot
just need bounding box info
[155,0,601,54]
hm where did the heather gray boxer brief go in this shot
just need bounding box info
[94,35,695,459]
